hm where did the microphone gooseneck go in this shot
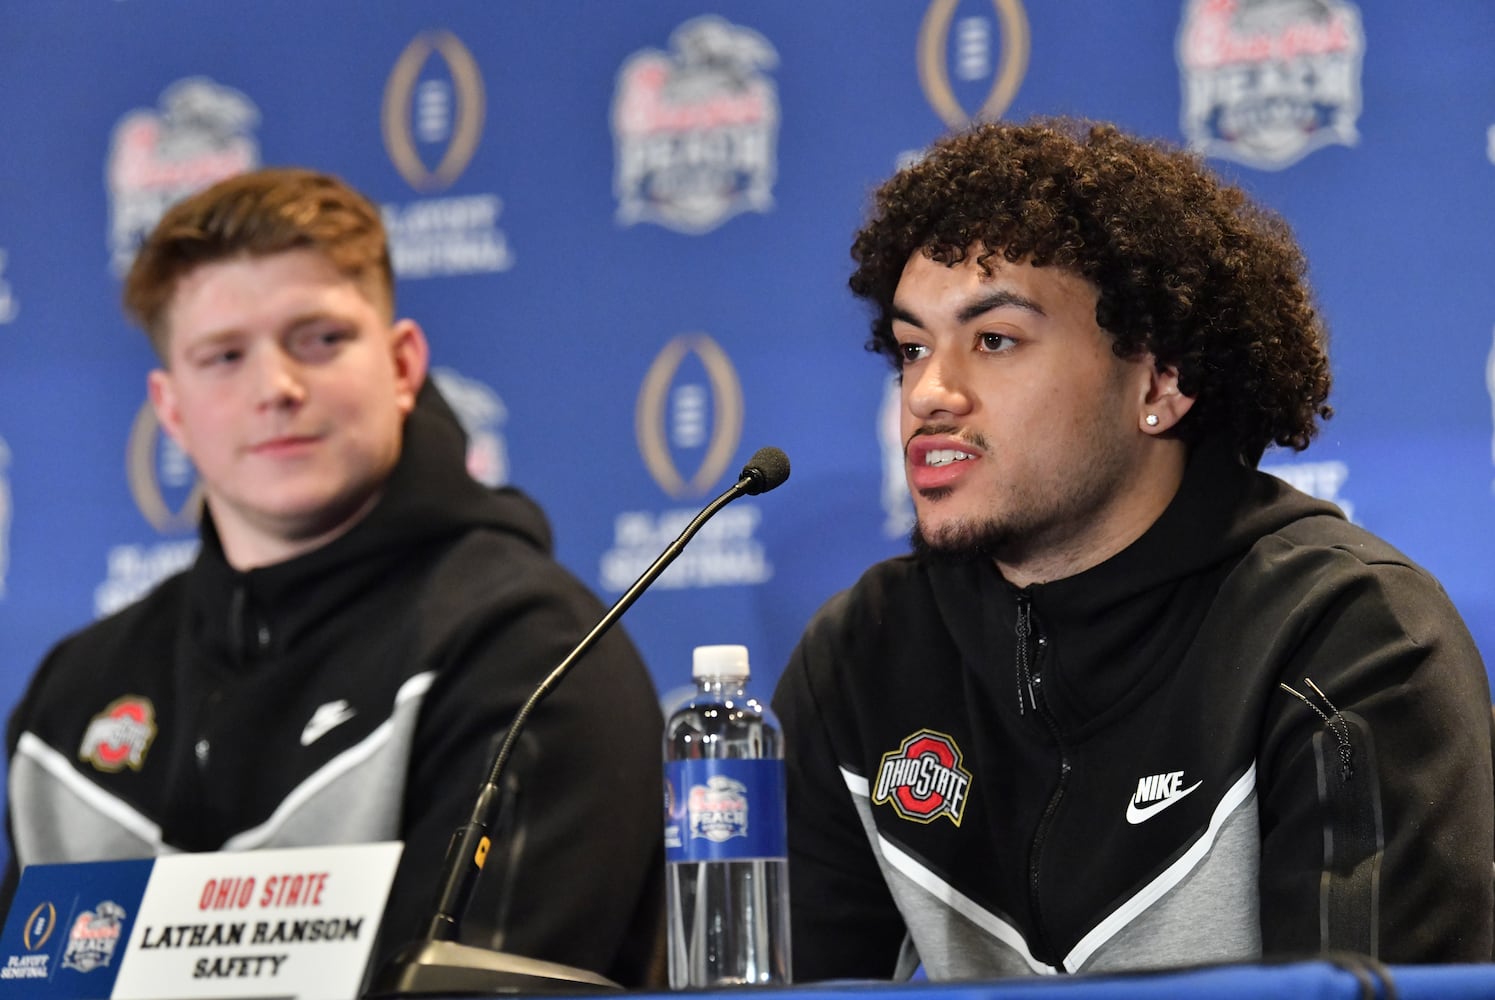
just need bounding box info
[371,447,791,996]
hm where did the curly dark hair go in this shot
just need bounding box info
[850,117,1332,464]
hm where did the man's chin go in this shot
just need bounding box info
[909,516,1010,563]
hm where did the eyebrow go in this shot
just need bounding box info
[891,289,1048,328]
[181,328,245,351]
[285,312,351,334]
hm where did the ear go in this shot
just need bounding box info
[389,318,430,416]
[1138,360,1196,434]
[147,368,191,452]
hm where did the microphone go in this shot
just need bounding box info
[368,447,791,997]
[738,446,791,496]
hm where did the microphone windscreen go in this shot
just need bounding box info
[740,447,791,495]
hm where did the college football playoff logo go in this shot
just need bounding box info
[635,334,744,499]
[382,30,485,193]
[127,401,203,534]
[917,0,1030,127]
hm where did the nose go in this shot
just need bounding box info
[251,345,307,410]
[904,351,973,421]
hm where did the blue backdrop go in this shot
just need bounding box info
[0,0,1492,859]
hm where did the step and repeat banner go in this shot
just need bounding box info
[0,0,1492,838]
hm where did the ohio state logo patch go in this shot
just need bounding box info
[79,696,157,773]
[873,729,972,826]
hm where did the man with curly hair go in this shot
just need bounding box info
[773,119,1492,979]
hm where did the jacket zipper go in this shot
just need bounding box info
[1016,590,1071,970]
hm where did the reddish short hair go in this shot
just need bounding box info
[122,167,393,356]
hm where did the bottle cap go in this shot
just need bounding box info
[693,644,750,680]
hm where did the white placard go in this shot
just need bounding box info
[110,842,402,1000]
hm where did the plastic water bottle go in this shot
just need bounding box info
[663,644,791,988]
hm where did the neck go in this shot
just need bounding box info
[210,490,384,571]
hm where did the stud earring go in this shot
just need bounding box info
[1145,414,1160,427]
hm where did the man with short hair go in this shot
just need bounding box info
[774,119,1493,979]
[2,168,665,985]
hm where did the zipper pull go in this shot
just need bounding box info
[1015,594,1034,715]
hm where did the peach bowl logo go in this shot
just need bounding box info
[917,0,1030,127]
[874,729,973,825]
[612,15,780,234]
[60,901,125,973]
[1177,0,1364,170]
[688,775,750,843]
[79,696,157,773]
[106,78,260,275]
[432,367,510,488]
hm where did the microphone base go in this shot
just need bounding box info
[366,939,620,997]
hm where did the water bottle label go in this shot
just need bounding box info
[664,759,786,863]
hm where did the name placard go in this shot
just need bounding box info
[0,842,402,1000]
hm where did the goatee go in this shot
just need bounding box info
[910,515,1013,564]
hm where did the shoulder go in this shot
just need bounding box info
[30,572,190,683]
[1243,514,1461,622]
[1269,513,1428,571]
[8,572,190,744]
[412,526,603,619]
[405,524,654,694]
[1229,514,1485,689]
[801,554,929,645]
[781,554,938,707]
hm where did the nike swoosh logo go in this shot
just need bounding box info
[300,701,356,747]
[1125,780,1202,824]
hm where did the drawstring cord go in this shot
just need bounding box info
[1280,677,1354,782]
